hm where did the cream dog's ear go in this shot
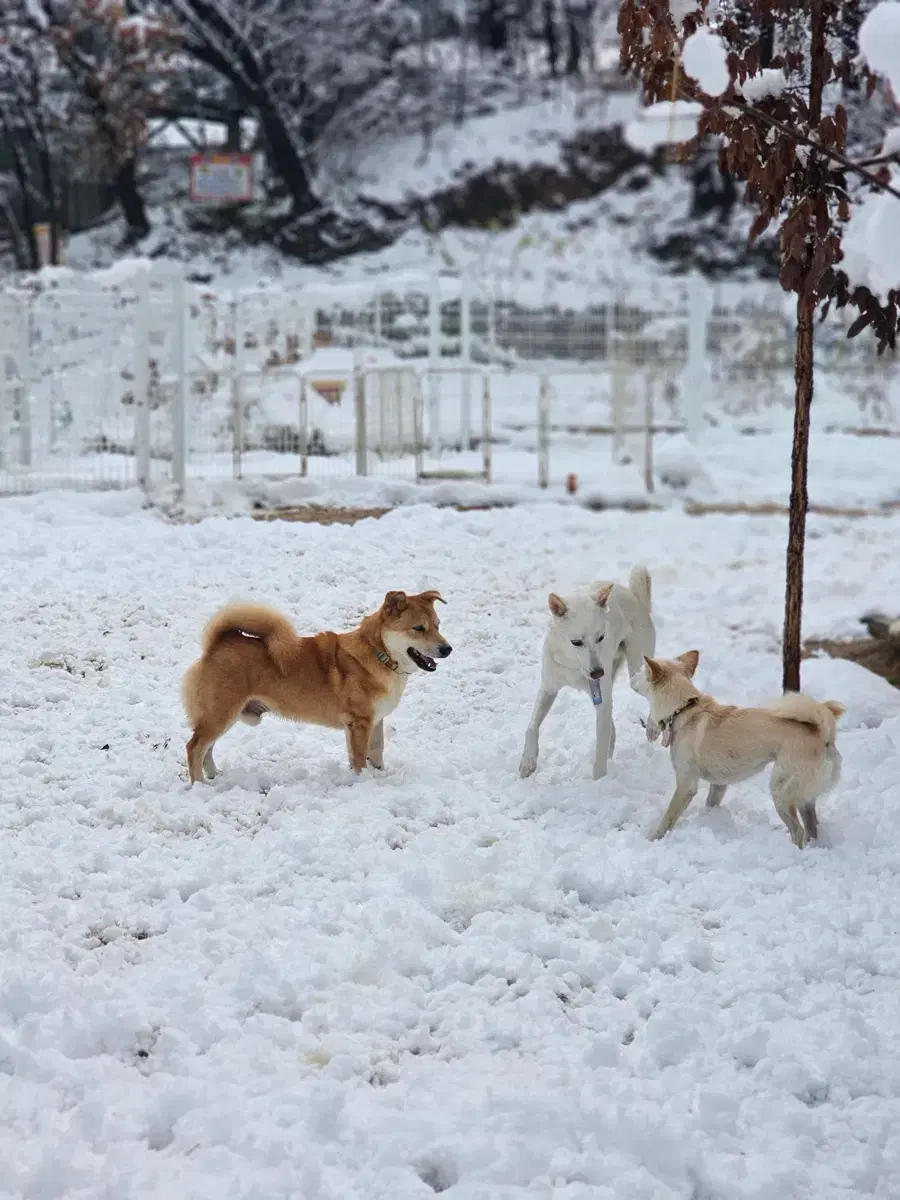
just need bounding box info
[677,650,700,676]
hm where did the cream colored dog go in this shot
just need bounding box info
[631,651,844,847]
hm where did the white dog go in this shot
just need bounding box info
[518,565,656,780]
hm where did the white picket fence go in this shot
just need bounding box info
[0,262,896,498]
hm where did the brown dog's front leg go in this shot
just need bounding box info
[343,716,374,773]
[368,720,385,769]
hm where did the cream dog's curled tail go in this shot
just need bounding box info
[764,693,845,744]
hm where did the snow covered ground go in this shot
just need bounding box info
[3,491,900,1198]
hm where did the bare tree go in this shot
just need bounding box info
[0,7,65,266]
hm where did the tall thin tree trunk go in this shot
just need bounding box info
[544,0,560,77]
[114,158,151,244]
[782,0,826,692]
[783,292,813,692]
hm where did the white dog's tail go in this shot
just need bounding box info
[765,693,845,744]
[629,565,652,612]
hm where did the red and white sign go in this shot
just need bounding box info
[189,153,254,204]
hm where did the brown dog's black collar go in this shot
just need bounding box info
[375,647,399,672]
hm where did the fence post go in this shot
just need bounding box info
[171,270,189,496]
[682,272,712,442]
[487,291,497,363]
[413,371,424,481]
[17,305,33,467]
[231,292,243,480]
[299,374,309,477]
[643,374,655,494]
[538,374,550,488]
[460,273,472,448]
[428,270,441,456]
[611,360,627,464]
[133,268,152,491]
[0,304,11,470]
[354,350,367,476]
[481,371,492,483]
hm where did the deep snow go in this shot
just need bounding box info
[2,493,900,1199]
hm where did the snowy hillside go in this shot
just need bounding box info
[63,78,773,295]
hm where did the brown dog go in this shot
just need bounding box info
[182,590,451,783]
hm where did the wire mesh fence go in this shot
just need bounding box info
[0,263,896,499]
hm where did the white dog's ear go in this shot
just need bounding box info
[596,584,613,609]
[677,650,700,676]
[644,656,665,683]
[548,593,567,617]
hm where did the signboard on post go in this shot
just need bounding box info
[189,153,254,204]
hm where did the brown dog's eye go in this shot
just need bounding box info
[413,624,426,632]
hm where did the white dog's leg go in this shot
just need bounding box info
[592,689,614,780]
[519,689,558,778]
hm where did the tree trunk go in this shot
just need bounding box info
[544,0,560,78]
[759,15,774,68]
[114,158,151,244]
[839,0,861,90]
[565,6,584,76]
[782,0,826,693]
[476,0,510,52]
[35,144,61,265]
[257,105,318,215]
[783,291,814,692]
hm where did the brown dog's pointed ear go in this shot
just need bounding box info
[548,592,567,617]
[677,650,700,676]
[383,590,408,616]
[419,589,446,606]
[644,656,665,683]
[596,584,613,609]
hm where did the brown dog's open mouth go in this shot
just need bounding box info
[407,647,437,672]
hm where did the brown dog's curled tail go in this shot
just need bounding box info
[200,603,296,674]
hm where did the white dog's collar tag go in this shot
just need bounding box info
[660,723,673,748]
[589,678,603,706]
